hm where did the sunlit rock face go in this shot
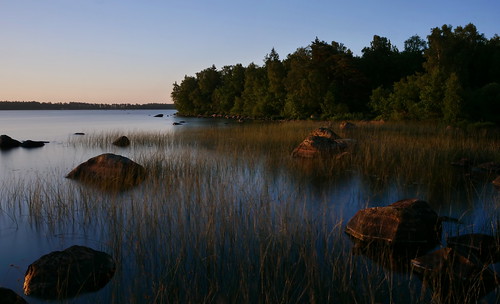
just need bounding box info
[23,245,115,300]
[66,153,147,190]
[0,287,28,304]
[493,176,500,187]
[345,198,442,246]
[291,127,350,158]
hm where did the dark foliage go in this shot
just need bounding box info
[172,23,500,124]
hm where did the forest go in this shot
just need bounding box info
[171,23,500,124]
[0,101,175,110]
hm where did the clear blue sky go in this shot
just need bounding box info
[1,0,499,104]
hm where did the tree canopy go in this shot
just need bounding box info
[172,23,500,124]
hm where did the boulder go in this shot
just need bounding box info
[0,287,28,304]
[66,153,147,190]
[345,198,442,247]
[112,136,130,147]
[291,127,347,158]
[411,248,499,304]
[493,176,500,187]
[153,113,163,117]
[339,121,356,130]
[476,162,500,174]
[447,233,500,264]
[23,245,115,299]
[20,140,46,148]
[0,135,21,150]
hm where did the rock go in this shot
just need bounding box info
[0,135,21,150]
[493,176,500,187]
[309,127,341,139]
[339,121,356,130]
[0,287,28,304]
[411,248,499,304]
[20,140,45,148]
[112,136,130,147]
[451,157,472,168]
[74,132,85,135]
[476,162,500,174]
[447,233,500,264]
[153,113,163,117]
[66,153,147,190]
[345,198,442,247]
[172,122,182,125]
[23,245,115,299]
[291,127,347,158]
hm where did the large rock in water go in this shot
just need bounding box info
[66,153,147,190]
[411,248,499,304]
[23,245,115,299]
[0,134,21,149]
[291,127,348,158]
[345,198,442,247]
[112,135,130,147]
[0,287,28,304]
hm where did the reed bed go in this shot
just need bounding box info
[1,121,499,303]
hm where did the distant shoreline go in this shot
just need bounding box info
[0,101,176,111]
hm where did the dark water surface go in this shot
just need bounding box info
[1,110,499,303]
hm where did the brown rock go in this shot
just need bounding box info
[339,121,356,130]
[493,176,500,187]
[112,136,130,147]
[345,198,442,246]
[66,153,147,190]
[291,127,346,158]
[411,248,499,304]
[447,233,500,264]
[23,245,115,299]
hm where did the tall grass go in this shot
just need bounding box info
[2,121,499,303]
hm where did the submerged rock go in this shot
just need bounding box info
[411,247,499,304]
[20,140,46,148]
[23,245,115,299]
[447,233,500,264]
[66,153,147,190]
[112,136,130,147]
[345,198,442,247]
[291,127,349,158]
[0,287,28,304]
[0,134,21,150]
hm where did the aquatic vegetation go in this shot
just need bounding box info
[1,121,499,303]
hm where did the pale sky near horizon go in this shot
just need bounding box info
[1,0,499,104]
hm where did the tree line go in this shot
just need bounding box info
[172,23,500,124]
[0,101,175,110]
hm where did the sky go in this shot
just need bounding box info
[1,0,499,104]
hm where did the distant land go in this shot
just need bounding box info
[0,101,176,110]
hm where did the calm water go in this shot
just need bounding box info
[0,110,499,303]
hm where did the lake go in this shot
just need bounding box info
[1,110,499,303]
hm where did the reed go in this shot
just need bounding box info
[1,121,499,303]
